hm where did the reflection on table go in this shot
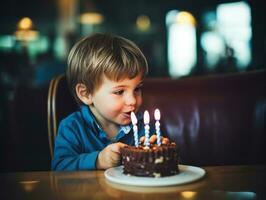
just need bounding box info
[1,165,265,200]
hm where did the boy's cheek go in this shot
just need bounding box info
[137,96,143,106]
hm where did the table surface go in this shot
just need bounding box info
[1,165,266,200]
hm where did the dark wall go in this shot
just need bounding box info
[1,85,51,172]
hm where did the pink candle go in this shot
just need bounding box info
[131,112,139,147]
[144,110,150,146]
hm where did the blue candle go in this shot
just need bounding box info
[154,108,161,146]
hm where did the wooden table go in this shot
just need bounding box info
[1,165,266,200]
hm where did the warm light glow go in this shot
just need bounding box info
[176,11,196,26]
[144,110,150,124]
[181,191,197,198]
[20,180,40,192]
[80,12,104,24]
[136,15,151,31]
[15,17,38,41]
[131,112,137,125]
[154,109,161,121]
[18,17,33,30]
[14,30,39,41]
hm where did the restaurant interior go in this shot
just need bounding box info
[0,0,265,169]
[0,0,265,199]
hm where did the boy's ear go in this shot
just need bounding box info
[75,83,93,105]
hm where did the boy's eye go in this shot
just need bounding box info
[113,90,124,95]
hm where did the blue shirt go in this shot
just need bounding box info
[51,105,146,171]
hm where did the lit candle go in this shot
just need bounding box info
[131,112,139,147]
[154,108,161,146]
[144,110,150,146]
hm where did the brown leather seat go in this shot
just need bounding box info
[47,70,266,165]
[141,70,266,166]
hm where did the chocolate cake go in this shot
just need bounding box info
[121,143,179,177]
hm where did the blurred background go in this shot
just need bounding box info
[0,0,265,171]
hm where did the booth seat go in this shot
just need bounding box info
[141,70,266,166]
[3,70,266,172]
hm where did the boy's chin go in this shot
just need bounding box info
[118,118,131,126]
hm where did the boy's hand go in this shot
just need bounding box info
[140,135,170,145]
[96,142,127,170]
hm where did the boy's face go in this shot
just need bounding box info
[89,74,143,126]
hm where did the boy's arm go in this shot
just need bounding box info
[96,142,126,169]
[51,124,99,171]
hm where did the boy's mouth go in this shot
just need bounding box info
[123,111,134,118]
[124,111,131,116]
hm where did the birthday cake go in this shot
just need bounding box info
[121,142,179,177]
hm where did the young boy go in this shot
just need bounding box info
[51,33,168,171]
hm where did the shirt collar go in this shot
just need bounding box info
[120,125,131,134]
[80,105,101,132]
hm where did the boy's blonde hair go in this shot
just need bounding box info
[66,33,148,104]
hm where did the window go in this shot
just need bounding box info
[166,10,197,77]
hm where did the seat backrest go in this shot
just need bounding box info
[47,74,77,159]
[141,70,266,166]
[47,70,266,166]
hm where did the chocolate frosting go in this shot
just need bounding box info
[121,143,179,177]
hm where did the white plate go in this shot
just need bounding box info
[104,164,205,187]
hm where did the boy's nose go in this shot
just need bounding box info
[125,94,137,106]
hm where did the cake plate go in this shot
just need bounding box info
[104,164,205,187]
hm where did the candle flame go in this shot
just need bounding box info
[144,110,150,124]
[154,108,160,120]
[131,112,137,125]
